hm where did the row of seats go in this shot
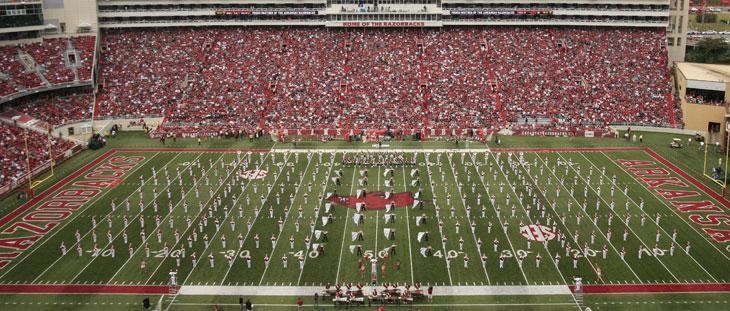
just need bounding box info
[0,36,95,98]
[12,92,93,127]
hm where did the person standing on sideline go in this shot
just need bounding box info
[428,286,433,303]
[313,292,319,310]
[245,299,252,311]
[296,297,304,311]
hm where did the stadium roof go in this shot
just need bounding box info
[677,62,730,83]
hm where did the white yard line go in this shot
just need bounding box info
[23,152,164,282]
[585,152,722,280]
[107,152,224,283]
[296,153,335,285]
[258,155,312,285]
[422,153,454,286]
[148,152,250,285]
[465,152,529,284]
[163,150,278,311]
[176,284,572,296]
[530,152,643,282]
[169,151,279,284]
[485,152,581,308]
[402,164,416,285]
[594,151,730,262]
[68,152,196,283]
[374,166,379,268]
[334,160,358,284]
[445,153,491,285]
[554,152,683,282]
[218,151,280,284]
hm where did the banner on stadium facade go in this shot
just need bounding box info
[215,9,319,16]
[326,21,443,27]
[449,9,553,16]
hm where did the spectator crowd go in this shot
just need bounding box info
[0,122,77,191]
[0,36,95,98]
[95,27,681,137]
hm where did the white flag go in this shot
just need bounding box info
[314,230,322,240]
[331,177,339,184]
[325,203,332,214]
[352,214,362,225]
[326,192,333,199]
[384,191,391,199]
[360,169,366,177]
[384,228,393,239]
[410,169,418,177]
[313,243,320,250]
[321,216,329,226]
[415,216,423,226]
[419,247,428,257]
[383,169,391,177]
[356,202,363,213]
[384,213,393,223]
[411,179,418,186]
[414,191,421,199]
[412,200,420,209]
[356,189,364,198]
[349,245,357,254]
[385,180,392,187]
[417,232,428,243]
[351,232,359,241]
[386,204,393,213]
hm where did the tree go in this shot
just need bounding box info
[686,38,730,64]
[698,13,718,24]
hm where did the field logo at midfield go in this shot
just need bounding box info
[520,224,556,242]
[327,192,414,210]
[240,170,268,180]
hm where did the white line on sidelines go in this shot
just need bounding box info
[176,284,572,296]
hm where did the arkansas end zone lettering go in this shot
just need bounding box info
[0,155,144,269]
[616,159,730,250]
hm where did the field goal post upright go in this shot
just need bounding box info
[702,127,730,196]
[23,129,56,195]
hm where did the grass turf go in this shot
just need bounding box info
[0,132,729,310]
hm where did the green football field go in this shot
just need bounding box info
[0,132,729,310]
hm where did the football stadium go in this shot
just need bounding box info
[1,0,730,310]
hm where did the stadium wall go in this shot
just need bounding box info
[43,0,98,35]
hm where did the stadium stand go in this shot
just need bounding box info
[0,36,95,98]
[11,91,93,127]
[96,27,680,136]
[0,122,77,190]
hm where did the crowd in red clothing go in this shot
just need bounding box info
[12,91,93,127]
[0,36,95,98]
[96,27,680,135]
[0,122,77,190]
